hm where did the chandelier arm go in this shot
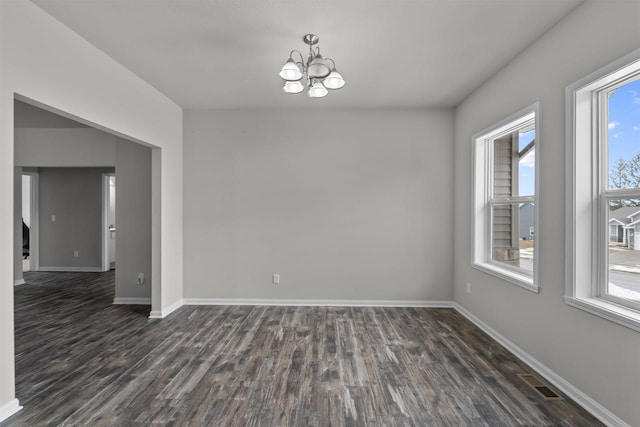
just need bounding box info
[325,58,336,69]
[290,49,305,64]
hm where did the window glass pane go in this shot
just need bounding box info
[607,76,640,190]
[519,145,535,197]
[491,202,534,273]
[493,129,535,198]
[607,199,640,303]
[519,129,535,151]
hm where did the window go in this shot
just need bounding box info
[566,48,640,331]
[472,103,540,292]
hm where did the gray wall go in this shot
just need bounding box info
[15,128,115,167]
[114,138,152,300]
[184,108,454,301]
[38,167,112,269]
[453,1,640,426]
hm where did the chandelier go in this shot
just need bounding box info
[279,34,345,98]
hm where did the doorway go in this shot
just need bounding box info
[14,98,153,296]
[21,172,38,273]
[103,174,116,271]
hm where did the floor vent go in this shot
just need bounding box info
[518,374,563,400]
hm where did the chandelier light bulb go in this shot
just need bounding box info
[324,69,345,90]
[307,79,328,98]
[307,54,332,79]
[279,58,303,81]
[283,80,304,94]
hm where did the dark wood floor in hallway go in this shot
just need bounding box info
[3,271,601,426]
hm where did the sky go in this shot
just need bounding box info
[608,77,640,186]
[518,129,535,196]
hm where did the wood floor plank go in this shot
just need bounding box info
[2,271,603,426]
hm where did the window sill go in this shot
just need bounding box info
[564,296,640,332]
[472,262,539,293]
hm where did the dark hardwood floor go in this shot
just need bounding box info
[3,271,601,426]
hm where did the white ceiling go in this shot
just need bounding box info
[32,0,582,110]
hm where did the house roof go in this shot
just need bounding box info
[608,206,640,223]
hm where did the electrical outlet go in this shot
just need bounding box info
[272,273,280,284]
[137,273,144,285]
[466,283,471,294]
[73,250,79,257]
[51,215,56,222]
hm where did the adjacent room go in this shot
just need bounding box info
[0,1,638,426]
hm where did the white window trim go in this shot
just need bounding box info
[472,102,540,293]
[565,47,640,332]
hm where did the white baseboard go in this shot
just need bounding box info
[0,398,22,423]
[182,298,454,308]
[149,299,184,319]
[453,303,629,427]
[14,279,25,286]
[38,267,103,272]
[113,297,151,305]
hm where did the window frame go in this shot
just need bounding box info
[472,102,541,293]
[565,48,640,332]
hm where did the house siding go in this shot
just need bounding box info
[493,134,516,261]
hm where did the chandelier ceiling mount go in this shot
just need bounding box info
[302,33,319,46]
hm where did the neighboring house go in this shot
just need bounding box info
[519,202,534,240]
[608,206,640,249]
